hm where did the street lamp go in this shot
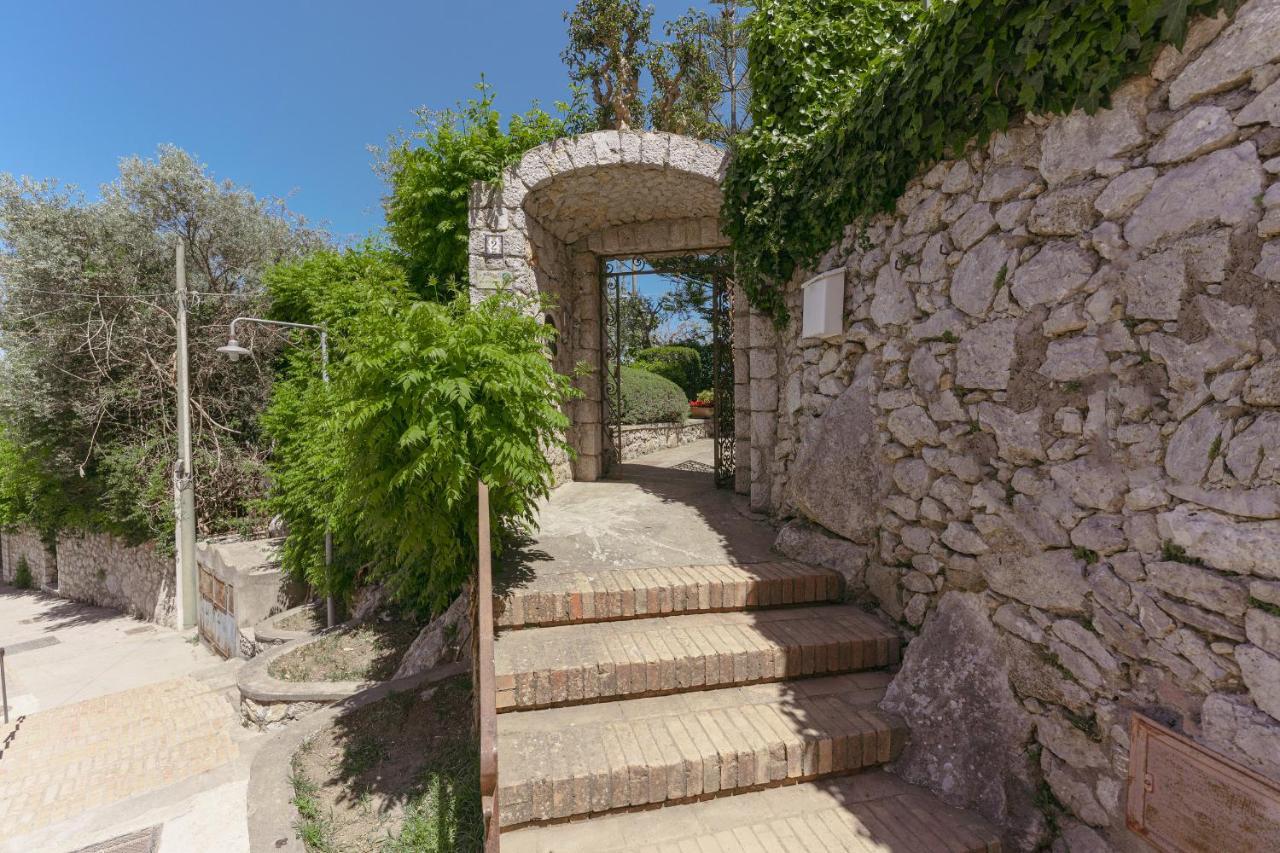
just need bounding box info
[215,339,251,360]
[218,316,335,628]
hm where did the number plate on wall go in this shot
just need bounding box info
[1126,712,1280,852]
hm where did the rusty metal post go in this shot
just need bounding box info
[477,480,500,851]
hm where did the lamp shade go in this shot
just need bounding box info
[216,339,252,361]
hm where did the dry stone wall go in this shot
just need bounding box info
[54,532,175,625]
[619,420,709,460]
[1,530,54,588]
[752,2,1280,848]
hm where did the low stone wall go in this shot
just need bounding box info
[620,420,709,460]
[1,529,54,588]
[745,2,1280,848]
[238,636,368,731]
[55,531,175,626]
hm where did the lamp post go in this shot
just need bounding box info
[217,316,335,628]
[175,239,197,629]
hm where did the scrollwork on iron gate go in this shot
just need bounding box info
[711,273,735,489]
[600,253,735,486]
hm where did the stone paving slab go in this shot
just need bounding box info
[494,605,900,711]
[501,770,1002,852]
[0,676,237,838]
[496,561,843,629]
[497,673,906,827]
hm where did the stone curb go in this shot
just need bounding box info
[252,603,330,645]
[238,632,365,704]
[245,660,469,853]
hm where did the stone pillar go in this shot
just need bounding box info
[569,248,605,481]
[748,308,780,512]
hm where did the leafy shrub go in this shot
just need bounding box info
[695,389,715,405]
[632,345,703,398]
[725,0,1233,320]
[13,555,33,590]
[618,366,688,425]
[382,80,592,297]
[263,248,575,616]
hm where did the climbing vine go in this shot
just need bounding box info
[724,0,1237,321]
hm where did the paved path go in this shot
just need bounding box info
[0,588,255,853]
[0,587,219,715]
[496,442,1002,851]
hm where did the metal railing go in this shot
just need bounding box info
[476,480,500,852]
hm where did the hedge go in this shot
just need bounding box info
[632,345,704,399]
[618,366,689,425]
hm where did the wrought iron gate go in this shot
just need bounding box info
[603,261,624,472]
[711,275,735,489]
[600,254,735,488]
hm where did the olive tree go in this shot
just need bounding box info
[0,146,325,541]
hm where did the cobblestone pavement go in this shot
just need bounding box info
[0,676,239,842]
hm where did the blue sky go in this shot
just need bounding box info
[0,0,712,242]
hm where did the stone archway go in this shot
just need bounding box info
[468,130,747,487]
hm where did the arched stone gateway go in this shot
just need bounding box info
[469,130,747,486]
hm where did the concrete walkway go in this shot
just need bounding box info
[0,587,257,853]
[502,439,775,580]
[0,587,220,715]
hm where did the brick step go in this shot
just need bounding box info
[501,769,1002,852]
[0,728,236,804]
[496,673,906,829]
[494,605,900,711]
[496,561,843,629]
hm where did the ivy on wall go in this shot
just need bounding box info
[724,0,1237,322]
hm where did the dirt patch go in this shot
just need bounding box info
[290,676,482,853]
[276,605,327,634]
[269,620,422,683]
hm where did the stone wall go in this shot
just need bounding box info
[619,420,709,460]
[1,529,54,588]
[751,2,1280,848]
[55,531,175,626]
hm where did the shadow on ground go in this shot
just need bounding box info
[0,586,123,632]
[292,675,483,852]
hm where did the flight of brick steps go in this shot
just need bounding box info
[492,560,1002,852]
[0,676,237,836]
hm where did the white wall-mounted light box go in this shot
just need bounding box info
[801,268,845,340]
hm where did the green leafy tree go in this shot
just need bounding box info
[563,0,656,130]
[563,0,753,141]
[652,1,753,142]
[381,81,591,297]
[650,9,720,138]
[262,248,575,615]
[0,147,323,542]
